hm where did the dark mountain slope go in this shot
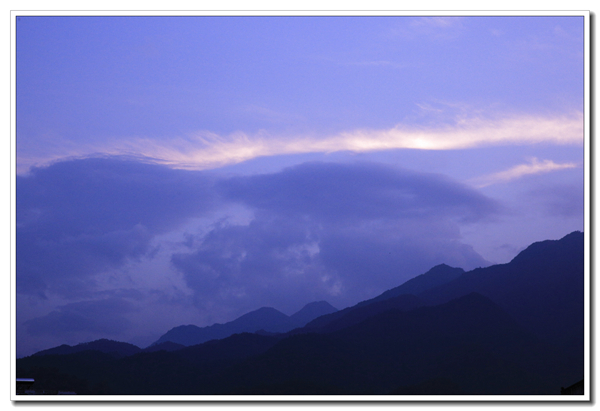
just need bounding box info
[299,264,463,332]
[141,341,185,353]
[176,332,281,365]
[17,289,582,395]
[17,349,125,394]
[18,332,282,395]
[419,231,584,357]
[363,263,464,305]
[297,293,425,334]
[209,293,577,395]
[17,233,584,395]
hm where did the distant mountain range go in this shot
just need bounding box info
[32,339,142,358]
[152,300,338,347]
[17,231,585,395]
[32,338,187,358]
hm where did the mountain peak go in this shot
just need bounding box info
[369,264,464,304]
[290,301,338,326]
[510,230,583,265]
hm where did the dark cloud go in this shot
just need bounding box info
[22,297,136,337]
[172,215,333,316]
[17,224,154,298]
[219,161,499,222]
[316,222,488,302]
[17,157,500,355]
[17,156,217,298]
[18,156,217,236]
[173,162,496,312]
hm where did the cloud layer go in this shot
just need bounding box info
[117,113,583,171]
[17,157,502,353]
[17,157,218,299]
[470,157,579,187]
[17,112,583,175]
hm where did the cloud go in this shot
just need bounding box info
[470,157,579,188]
[17,113,583,175]
[171,216,336,318]
[110,113,585,169]
[17,157,500,355]
[525,182,584,218]
[219,162,499,223]
[23,297,136,338]
[172,162,497,313]
[17,157,218,298]
[17,224,154,299]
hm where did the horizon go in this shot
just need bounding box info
[15,14,586,358]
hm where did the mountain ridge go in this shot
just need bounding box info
[20,231,584,396]
[151,300,338,347]
[32,338,141,358]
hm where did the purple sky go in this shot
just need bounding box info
[15,15,586,357]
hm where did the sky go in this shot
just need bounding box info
[14,14,586,357]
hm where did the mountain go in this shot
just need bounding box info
[17,232,584,395]
[297,263,462,332]
[213,293,577,395]
[152,301,338,347]
[141,341,185,353]
[18,292,578,395]
[298,293,425,334]
[151,307,291,346]
[289,301,338,325]
[419,231,584,357]
[363,263,464,305]
[32,339,141,358]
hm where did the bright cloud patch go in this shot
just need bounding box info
[81,113,583,172]
[470,157,579,188]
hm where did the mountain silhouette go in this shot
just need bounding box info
[296,293,425,334]
[152,301,338,347]
[141,341,185,353]
[177,293,577,394]
[296,263,463,332]
[17,232,584,395]
[364,263,464,304]
[289,301,338,325]
[419,231,584,358]
[32,339,141,358]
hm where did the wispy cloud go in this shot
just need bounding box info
[410,17,461,29]
[124,113,583,171]
[18,112,583,174]
[389,16,466,41]
[470,157,579,188]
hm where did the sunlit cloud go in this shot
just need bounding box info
[124,113,583,171]
[469,157,579,188]
[18,112,583,174]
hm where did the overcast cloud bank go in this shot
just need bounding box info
[17,156,502,356]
